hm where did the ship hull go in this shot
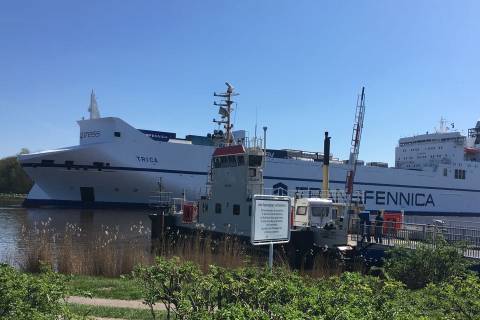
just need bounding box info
[18,117,480,216]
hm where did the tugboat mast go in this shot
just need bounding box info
[213,82,239,145]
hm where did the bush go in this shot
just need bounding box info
[132,257,425,320]
[313,272,419,320]
[0,263,78,319]
[416,274,480,319]
[384,240,471,289]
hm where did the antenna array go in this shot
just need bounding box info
[213,82,239,145]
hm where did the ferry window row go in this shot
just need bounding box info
[212,155,263,168]
[402,146,444,153]
[454,169,466,180]
[33,160,113,170]
[400,137,464,146]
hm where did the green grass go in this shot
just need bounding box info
[68,303,165,320]
[68,275,144,300]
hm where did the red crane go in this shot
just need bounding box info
[345,87,366,204]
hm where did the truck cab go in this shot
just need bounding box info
[293,198,334,229]
[292,196,355,248]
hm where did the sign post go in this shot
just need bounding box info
[251,195,291,269]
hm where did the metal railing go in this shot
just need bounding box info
[242,137,264,150]
[263,188,364,202]
[442,219,480,230]
[349,218,480,259]
[148,191,173,208]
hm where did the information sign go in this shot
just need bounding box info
[251,195,291,245]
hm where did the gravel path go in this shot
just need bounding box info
[67,296,166,311]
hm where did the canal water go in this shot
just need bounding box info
[0,201,152,264]
[1,200,480,264]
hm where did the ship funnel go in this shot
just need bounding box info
[322,132,331,195]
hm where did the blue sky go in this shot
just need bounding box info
[1,1,479,165]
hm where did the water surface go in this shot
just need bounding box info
[1,201,480,263]
[0,202,152,264]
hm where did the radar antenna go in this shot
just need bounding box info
[88,90,101,119]
[436,117,452,133]
[345,87,366,204]
[213,82,239,145]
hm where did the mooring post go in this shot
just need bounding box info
[268,242,274,269]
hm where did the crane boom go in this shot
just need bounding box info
[345,87,366,202]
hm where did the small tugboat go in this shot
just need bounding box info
[150,83,364,253]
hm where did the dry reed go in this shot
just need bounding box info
[18,219,152,277]
[151,228,271,271]
[13,218,357,278]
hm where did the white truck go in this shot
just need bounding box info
[291,196,359,249]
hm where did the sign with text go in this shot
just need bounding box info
[251,195,291,245]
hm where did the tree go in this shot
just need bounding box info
[17,148,30,155]
[0,149,33,194]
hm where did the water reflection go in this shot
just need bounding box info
[0,204,152,265]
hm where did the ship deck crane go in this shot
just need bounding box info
[345,87,366,205]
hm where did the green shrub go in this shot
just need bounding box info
[132,256,202,320]
[416,274,480,319]
[313,272,420,320]
[132,257,420,320]
[0,263,78,319]
[384,240,471,289]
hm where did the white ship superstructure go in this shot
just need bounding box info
[18,91,480,216]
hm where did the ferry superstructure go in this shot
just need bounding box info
[18,90,480,216]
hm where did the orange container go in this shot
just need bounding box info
[383,211,403,234]
[182,203,198,223]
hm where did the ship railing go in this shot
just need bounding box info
[170,198,199,213]
[242,137,264,150]
[262,188,364,203]
[149,195,198,217]
[441,219,480,230]
[240,137,339,162]
[282,149,325,161]
[148,192,173,209]
[349,218,480,259]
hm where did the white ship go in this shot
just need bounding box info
[18,89,480,216]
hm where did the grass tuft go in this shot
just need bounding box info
[68,303,165,320]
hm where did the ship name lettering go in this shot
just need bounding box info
[136,156,159,163]
[80,131,100,139]
[364,190,435,207]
